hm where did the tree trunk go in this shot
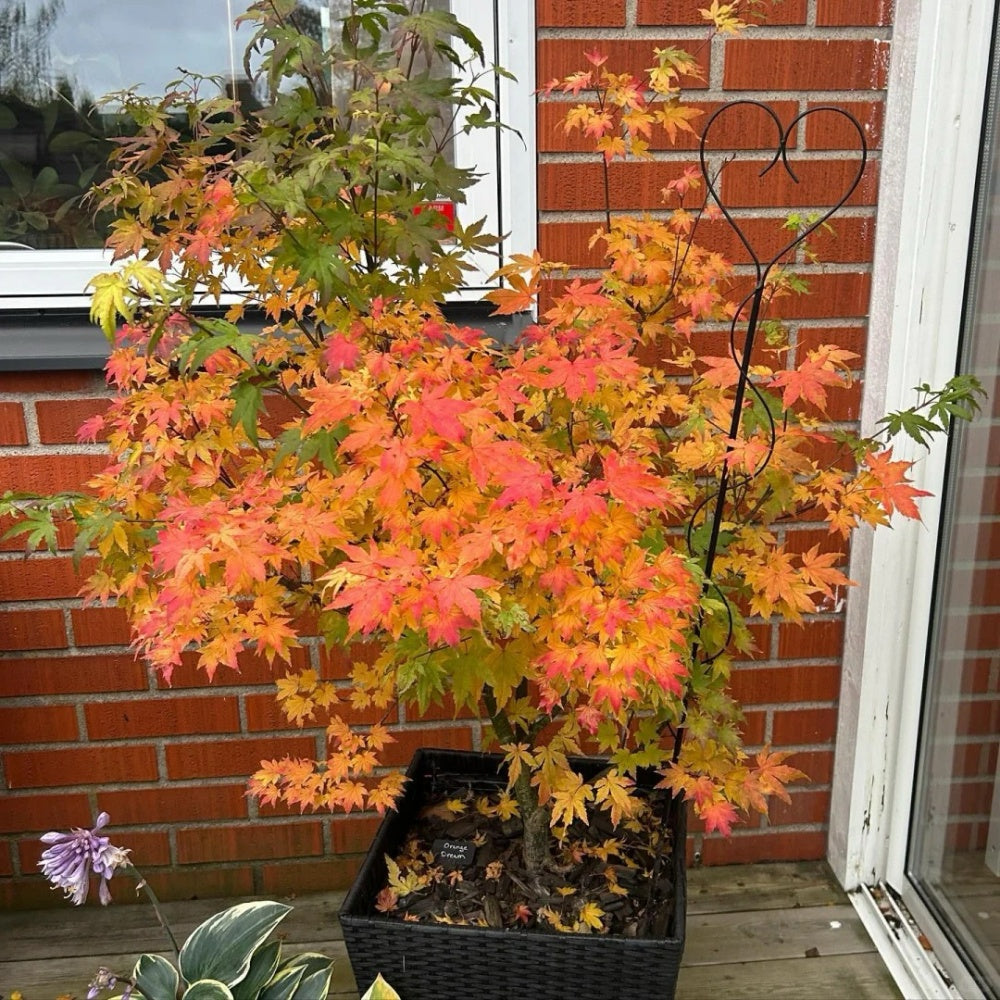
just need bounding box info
[486,695,550,874]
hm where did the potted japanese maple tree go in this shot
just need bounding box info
[1,2,982,999]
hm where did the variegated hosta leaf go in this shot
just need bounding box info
[277,952,334,999]
[361,974,402,1000]
[133,952,180,1000]
[256,965,304,1000]
[178,901,291,988]
[230,939,282,1000]
[183,980,235,1000]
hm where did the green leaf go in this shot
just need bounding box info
[275,952,334,998]
[178,901,291,988]
[231,381,264,448]
[256,965,305,1000]
[133,953,180,1000]
[230,940,282,1000]
[183,981,235,1000]
[361,974,401,1000]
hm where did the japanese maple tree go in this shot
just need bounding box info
[1,0,983,877]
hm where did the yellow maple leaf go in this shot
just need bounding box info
[578,900,606,931]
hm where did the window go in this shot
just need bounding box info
[0,0,534,321]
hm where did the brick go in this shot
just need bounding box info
[957,701,1000,738]
[539,161,699,212]
[723,39,890,91]
[740,709,767,746]
[159,646,308,689]
[143,865,255,902]
[766,789,831,827]
[329,816,383,855]
[0,654,147,697]
[949,780,994,817]
[536,0,626,26]
[806,101,884,151]
[783,528,848,558]
[700,830,827,864]
[772,707,838,745]
[719,159,878,209]
[0,609,67,651]
[537,39,707,91]
[777,620,845,660]
[0,401,27,445]
[953,739,998,780]
[0,371,98,394]
[0,453,107,495]
[379,726,475,766]
[320,640,382,680]
[260,856,363,894]
[805,215,877,264]
[0,840,12,877]
[536,99,802,154]
[816,0,893,26]
[0,555,96,601]
[786,749,834,786]
[730,664,841,705]
[85,695,240,740]
[164,735,318,779]
[771,272,872,320]
[244,691,390,731]
[98,785,250,824]
[0,704,78,743]
[70,606,132,646]
[34,398,111,444]
[637,0,807,25]
[176,821,323,864]
[4,744,159,787]
[0,792,92,833]
[538,215,809,271]
[797,326,867,365]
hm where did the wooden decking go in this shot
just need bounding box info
[0,861,899,999]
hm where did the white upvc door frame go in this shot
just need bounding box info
[828,0,996,996]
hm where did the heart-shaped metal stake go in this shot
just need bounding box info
[680,102,867,685]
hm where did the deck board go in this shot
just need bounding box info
[0,862,899,999]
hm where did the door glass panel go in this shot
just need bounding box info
[907,18,1000,992]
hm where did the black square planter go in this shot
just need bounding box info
[340,748,686,1000]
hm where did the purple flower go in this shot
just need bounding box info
[39,812,130,906]
[87,967,135,1000]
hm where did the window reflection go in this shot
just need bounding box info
[0,0,253,248]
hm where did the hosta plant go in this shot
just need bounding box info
[37,813,334,1000]
[1,0,984,893]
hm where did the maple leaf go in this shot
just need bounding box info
[769,355,847,411]
[577,900,606,931]
[699,797,739,836]
[863,448,931,520]
[549,771,594,828]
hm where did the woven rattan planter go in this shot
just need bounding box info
[340,748,686,1000]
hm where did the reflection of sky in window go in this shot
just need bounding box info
[44,0,259,103]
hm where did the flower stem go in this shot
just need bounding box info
[124,864,180,959]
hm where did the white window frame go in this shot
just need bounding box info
[828,1,996,996]
[0,0,536,309]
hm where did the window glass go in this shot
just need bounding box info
[0,0,257,249]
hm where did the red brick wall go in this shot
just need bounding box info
[1,1,896,907]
